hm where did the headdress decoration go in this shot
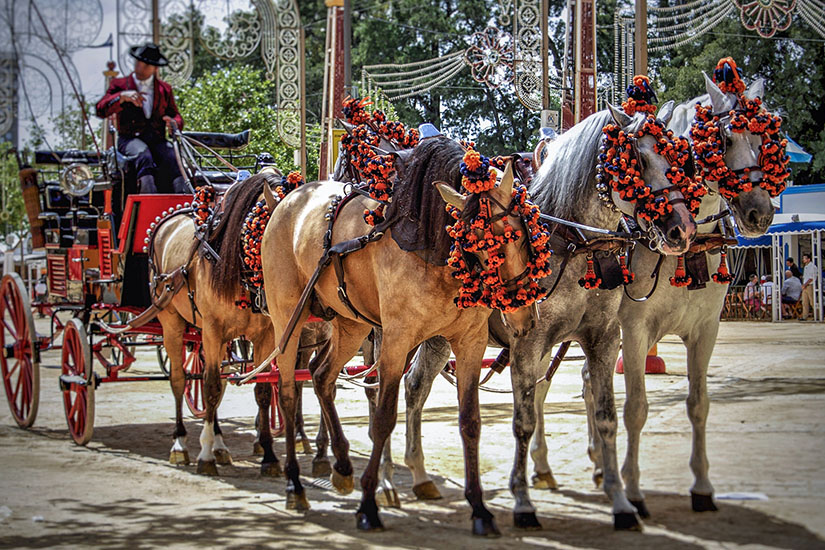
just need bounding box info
[713,57,745,95]
[446,145,552,313]
[340,96,419,226]
[597,76,706,224]
[622,75,658,116]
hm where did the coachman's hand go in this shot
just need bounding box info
[163,116,177,132]
[120,90,144,107]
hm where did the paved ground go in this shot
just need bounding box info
[0,320,823,549]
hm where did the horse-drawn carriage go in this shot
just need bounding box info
[0,126,285,444]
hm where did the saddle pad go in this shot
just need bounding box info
[686,251,710,290]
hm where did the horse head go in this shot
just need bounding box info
[436,160,543,337]
[695,72,778,237]
[604,102,698,255]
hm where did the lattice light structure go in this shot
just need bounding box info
[1,0,102,141]
[117,0,304,148]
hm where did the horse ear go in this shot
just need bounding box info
[341,121,357,134]
[498,159,515,197]
[263,180,277,209]
[435,181,467,211]
[703,71,730,114]
[607,102,632,128]
[658,100,675,126]
[745,77,765,100]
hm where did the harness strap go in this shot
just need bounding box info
[540,340,571,383]
[623,251,665,302]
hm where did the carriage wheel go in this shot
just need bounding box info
[270,382,284,438]
[156,345,171,376]
[61,318,95,445]
[183,342,206,418]
[0,273,40,428]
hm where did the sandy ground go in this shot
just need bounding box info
[1,320,824,550]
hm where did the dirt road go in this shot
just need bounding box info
[1,321,824,549]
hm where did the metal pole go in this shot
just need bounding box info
[541,0,549,111]
[634,0,647,75]
[343,0,352,95]
[152,0,160,43]
[300,27,307,177]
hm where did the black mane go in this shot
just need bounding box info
[386,136,465,264]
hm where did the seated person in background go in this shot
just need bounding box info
[760,275,774,313]
[743,274,761,312]
[786,258,802,280]
[95,42,186,194]
[781,269,802,317]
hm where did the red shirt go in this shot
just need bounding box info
[96,73,184,139]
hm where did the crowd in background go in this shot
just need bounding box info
[743,255,818,320]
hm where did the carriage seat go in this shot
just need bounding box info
[182,129,251,150]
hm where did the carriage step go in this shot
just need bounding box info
[42,364,62,370]
[59,374,88,390]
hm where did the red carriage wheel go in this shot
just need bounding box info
[270,382,284,437]
[61,318,95,445]
[183,342,206,418]
[0,273,40,428]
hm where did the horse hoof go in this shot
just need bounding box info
[197,460,218,476]
[331,469,354,495]
[312,459,331,478]
[299,438,313,455]
[253,441,265,456]
[593,469,603,488]
[376,488,401,509]
[513,511,542,530]
[531,471,558,490]
[472,517,501,537]
[691,492,718,512]
[286,490,310,511]
[614,512,642,531]
[169,450,190,465]
[214,449,232,466]
[356,511,385,532]
[412,481,442,500]
[630,499,651,519]
[261,461,283,478]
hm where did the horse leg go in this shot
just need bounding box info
[581,326,641,530]
[254,381,282,477]
[404,335,451,500]
[295,379,313,455]
[312,406,332,477]
[582,360,604,488]
[684,321,720,512]
[212,412,232,465]
[196,330,225,476]
[160,311,189,465]
[355,328,410,532]
[312,319,371,496]
[508,337,545,530]
[619,331,652,518]
[530,378,558,490]
[451,329,500,537]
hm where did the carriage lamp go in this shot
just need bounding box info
[60,162,96,197]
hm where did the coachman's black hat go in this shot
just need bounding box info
[129,43,168,67]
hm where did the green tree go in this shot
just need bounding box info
[0,143,27,237]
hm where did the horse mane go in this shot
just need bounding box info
[529,109,636,221]
[386,136,465,264]
[205,172,281,301]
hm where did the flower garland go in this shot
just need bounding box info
[239,172,305,299]
[622,75,658,116]
[598,114,706,223]
[340,96,419,225]
[446,146,552,313]
[691,96,789,200]
[713,57,745,95]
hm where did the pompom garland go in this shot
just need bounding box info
[598,115,706,223]
[712,249,734,284]
[622,75,658,116]
[669,255,692,287]
[713,57,746,95]
[691,96,789,200]
[275,171,305,199]
[578,256,602,289]
[446,149,552,313]
[620,253,635,284]
[192,186,216,228]
[340,96,420,225]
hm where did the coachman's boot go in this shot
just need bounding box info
[138,174,157,194]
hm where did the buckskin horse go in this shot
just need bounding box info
[258,136,541,535]
[393,101,702,531]
[148,173,330,476]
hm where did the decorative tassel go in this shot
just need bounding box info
[712,249,734,284]
[669,255,692,287]
[579,256,602,290]
[620,253,635,284]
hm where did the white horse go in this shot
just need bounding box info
[529,73,777,517]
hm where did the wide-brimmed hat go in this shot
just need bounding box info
[129,43,168,67]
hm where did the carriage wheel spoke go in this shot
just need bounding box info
[2,318,17,339]
[4,360,19,381]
